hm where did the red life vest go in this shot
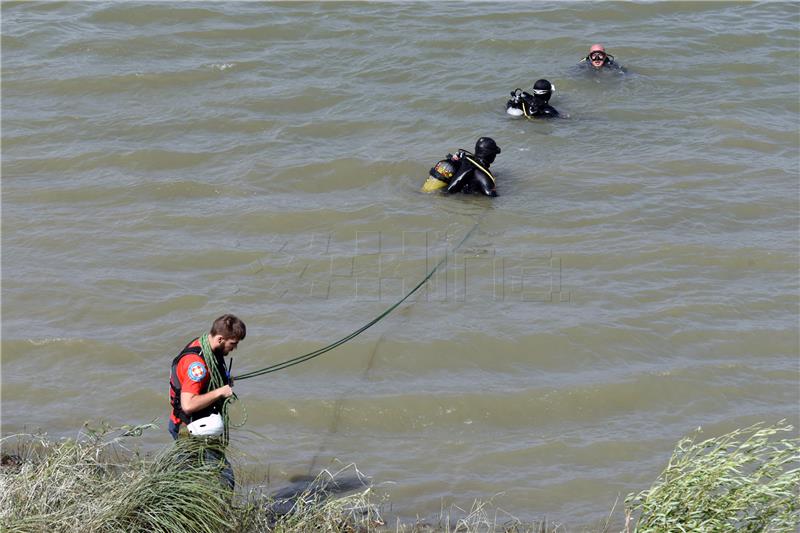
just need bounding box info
[169,338,229,425]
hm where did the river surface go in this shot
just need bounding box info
[2,1,799,529]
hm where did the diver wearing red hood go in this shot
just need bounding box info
[580,44,626,72]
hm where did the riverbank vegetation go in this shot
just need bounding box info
[1,422,797,532]
[624,422,799,532]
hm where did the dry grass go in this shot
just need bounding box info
[2,421,797,532]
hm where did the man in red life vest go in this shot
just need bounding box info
[168,314,245,440]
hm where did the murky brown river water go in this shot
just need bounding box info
[2,2,798,529]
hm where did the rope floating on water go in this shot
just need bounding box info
[234,222,480,381]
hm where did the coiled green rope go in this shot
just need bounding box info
[199,333,246,443]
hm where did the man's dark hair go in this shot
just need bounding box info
[210,314,246,340]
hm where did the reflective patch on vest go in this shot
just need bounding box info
[187,361,207,382]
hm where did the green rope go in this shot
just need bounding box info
[199,334,247,443]
[200,334,225,389]
[234,222,480,382]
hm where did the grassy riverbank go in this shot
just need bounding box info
[1,422,797,532]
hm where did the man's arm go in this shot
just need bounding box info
[181,385,233,415]
[473,170,497,197]
[446,162,472,194]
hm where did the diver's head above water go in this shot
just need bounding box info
[587,44,609,68]
[531,79,555,103]
[474,137,501,165]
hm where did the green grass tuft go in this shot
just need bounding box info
[0,426,380,533]
[624,421,800,533]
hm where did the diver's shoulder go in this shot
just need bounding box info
[607,61,627,72]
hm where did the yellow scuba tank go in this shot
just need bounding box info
[422,176,448,192]
[422,158,456,193]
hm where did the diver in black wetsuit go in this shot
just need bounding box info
[506,79,560,119]
[421,137,501,197]
[578,44,626,73]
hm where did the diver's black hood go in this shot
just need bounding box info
[474,137,501,165]
[532,79,553,103]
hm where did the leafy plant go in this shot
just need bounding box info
[624,422,800,533]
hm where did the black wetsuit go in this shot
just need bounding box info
[579,57,626,73]
[508,91,560,119]
[522,94,559,118]
[445,152,497,197]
